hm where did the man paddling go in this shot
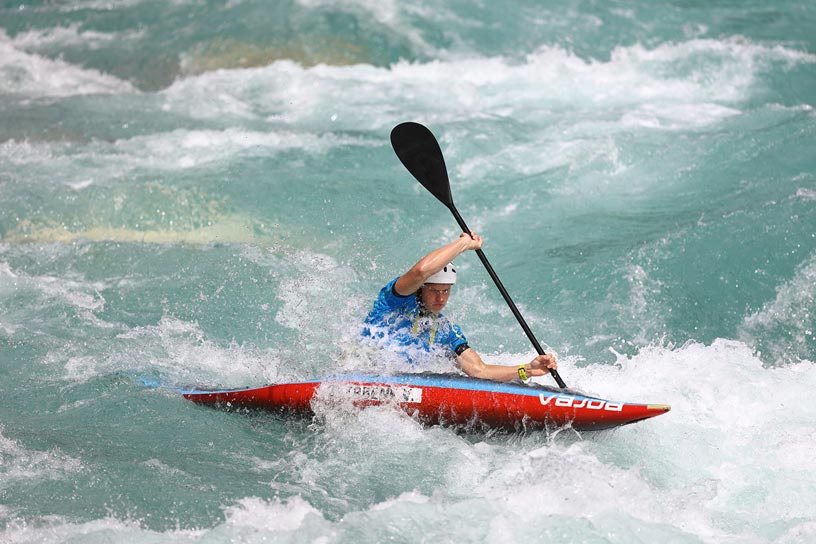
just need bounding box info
[362,232,557,382]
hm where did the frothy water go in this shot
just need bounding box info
[1,1,815,542]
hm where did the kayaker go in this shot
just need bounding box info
[362,232,557,382]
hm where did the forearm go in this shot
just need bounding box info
[412,237,469,278]
[457,349,548,383]
[467,362,524,382]
[395,236,472,295]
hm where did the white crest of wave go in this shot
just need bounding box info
[521,36,816,107]
[260,248,381,375]
[1,127,368,201]
[221,496,324,533]
[0,496,322,543]
[295,0,439,56]
[0,263,107,321]
[166,36,813,126]
[0,426,83,485]
[116,316,286,387]
[117,128,368,170]
[0,30,136,97]
[8,22,144,51]
[0,261,17,278]
[3,338,816,541]
[273,251,358,330]
[740,253,816,365]
[0,139,57,166]
[44,0,148,12]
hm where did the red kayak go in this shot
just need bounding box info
[181,373,670,431]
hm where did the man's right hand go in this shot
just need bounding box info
[460,231,483,251]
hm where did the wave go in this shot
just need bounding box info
[8,22,145,51]
[0,426,83,488]
[0,30,136,97]
[2,338,815,541]
[740,253,816,365]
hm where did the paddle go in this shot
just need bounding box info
[390,122,567,389]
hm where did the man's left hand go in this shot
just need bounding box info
[528,353,557,376]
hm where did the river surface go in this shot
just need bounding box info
[2,1,815,542]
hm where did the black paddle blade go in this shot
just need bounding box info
[390,122,454,208]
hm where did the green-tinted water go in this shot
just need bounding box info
[2,1,815,542]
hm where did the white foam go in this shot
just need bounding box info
[43,277,103,310]
[139,458,189,478]
[614,36,816,67]
[794,187,816,201]
[0,30,136,97]
[0,496,321,543]
[65,178,94,191]
[0,265,107,320]
[153,37,816,198]
[481,340,816,535]
[0,427,83,486]
[0,517,201,544]
[616,263,665,347]
[3,337,816,542]
[295,0,438,56]
[250,335,816,540]
[164,36,814,133]
[267,251,360,333]
[221,496,324,532]
[1,128,368,176]
[115,316,286,387]
[0,261,17,278]
[115,128,367,170]
[43,0,149,12]
[0,140,53,166]
[739,253,816,365]
[621,102,741,130]
[9,23,144,51]
[16,310,281,387]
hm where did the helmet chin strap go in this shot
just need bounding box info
[415,290,431,313]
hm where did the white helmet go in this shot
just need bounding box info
[425,263,457,285]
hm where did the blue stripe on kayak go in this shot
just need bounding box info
[178,385,263,395]
[324,374,615,403]
[180,373,637,405]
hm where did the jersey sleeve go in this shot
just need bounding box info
[366,276,415,321]
[437,320,468,353]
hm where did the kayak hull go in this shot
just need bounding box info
[182,373,670,432]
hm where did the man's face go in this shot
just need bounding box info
[420,283,452,314]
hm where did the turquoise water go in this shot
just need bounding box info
[2,1,815,542]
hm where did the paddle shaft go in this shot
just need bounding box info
[389,121,567,389]
[448,206,567,389]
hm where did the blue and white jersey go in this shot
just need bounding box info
[362,277,468,363]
